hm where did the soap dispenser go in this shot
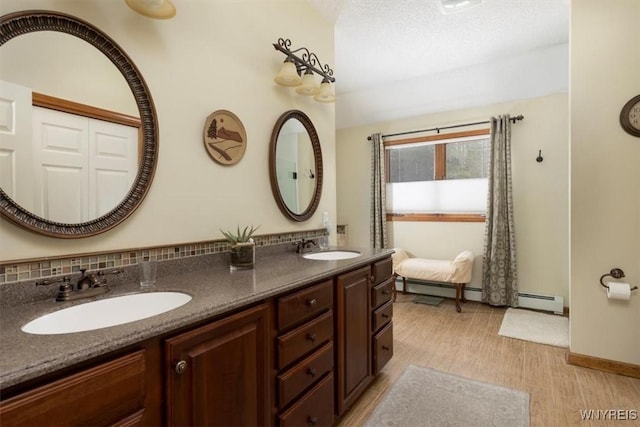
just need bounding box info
[319,212,331,249]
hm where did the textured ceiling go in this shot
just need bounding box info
[308,0,570,128]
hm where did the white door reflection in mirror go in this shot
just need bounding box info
[0,80,33,210]
[0,11,159,238]
[32,107,138,223]
[275,118,315,214]
[0,28,140,223]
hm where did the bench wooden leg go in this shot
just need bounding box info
[460,283,467,303]
[402,276,407,294]
[392,274,398,302]
[455,283,462,313]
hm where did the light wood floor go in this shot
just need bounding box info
[338,294,640,427]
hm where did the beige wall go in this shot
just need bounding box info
[337,93,570,301]
[570,0,640,365]
[0,0,336,262]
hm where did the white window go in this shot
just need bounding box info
[385,130,490,219]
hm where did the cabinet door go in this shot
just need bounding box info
[165,303,270,427]
[0,350,146,426]
[372,299,393,333]
[278,373,334,427]
[277,310,333,370]
[278,279,333,330]
[335,266,373,416]
[373,321,394,375]
[371,277,394,308]
[371,257,393,286]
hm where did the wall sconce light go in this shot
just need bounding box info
[125,0,176,19]
[273,38,335,103]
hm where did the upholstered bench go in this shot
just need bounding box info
[392,248,475,312]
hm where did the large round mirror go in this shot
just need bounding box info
[269,110,323,222]
[0,11,158,238]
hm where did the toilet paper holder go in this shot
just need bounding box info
[599,268,638,291]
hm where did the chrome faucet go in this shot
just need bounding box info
[294,238,317,253]
[36,268,122,302]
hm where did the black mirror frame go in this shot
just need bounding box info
[269,110,323,222]
[0,10,158,238]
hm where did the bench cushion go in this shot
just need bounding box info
[393,250,474,284]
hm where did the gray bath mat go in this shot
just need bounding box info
[364,364,529,426]
[413,295,444,306]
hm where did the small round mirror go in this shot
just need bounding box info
[269,110,322,222]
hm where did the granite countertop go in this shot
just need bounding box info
[0,247,394,390]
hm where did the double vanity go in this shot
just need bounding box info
[0,247,395,426]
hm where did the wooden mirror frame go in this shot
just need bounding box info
[0,10,158,238]
[269,110,323,222]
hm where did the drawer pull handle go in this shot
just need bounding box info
[382,313,389,318]
[175,360,187,374]
[308,416,319,426]
[382,345,390,351]
[382,289,390,295]
[307,298,317,306]
[307,367,317,377]
[306,333,316,342]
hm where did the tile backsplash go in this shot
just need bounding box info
[0,229,326,285]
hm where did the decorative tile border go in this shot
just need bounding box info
[0,229,326,285]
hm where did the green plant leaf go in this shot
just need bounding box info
[221,224,261,244]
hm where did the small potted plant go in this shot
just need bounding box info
[220,225,260,271]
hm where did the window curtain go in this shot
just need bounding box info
[370,133,387,248]
[482,115,518,307]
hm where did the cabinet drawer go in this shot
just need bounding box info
[372,299,393,332]
[371,257,393,286]
[371,277,394,308]
[373,322,393,375]
[0,350,146,426]
[278,342,334,409]
[278,311,333,369]
[279,373,334,427]
[278,279,333,331]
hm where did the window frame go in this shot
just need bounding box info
[384,128,490,223]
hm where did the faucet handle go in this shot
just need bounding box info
[98,269,123,276]
[36,276,71,287]
[76,269,100,290]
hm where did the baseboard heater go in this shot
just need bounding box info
[397,279,564,315]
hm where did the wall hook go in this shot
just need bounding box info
[536,150,543,163]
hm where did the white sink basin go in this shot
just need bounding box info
[303,250,362,261]
[22,291,192,335]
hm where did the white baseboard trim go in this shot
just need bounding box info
[396,279,564,315]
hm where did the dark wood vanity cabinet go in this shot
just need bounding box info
[0,255,394,427]
[328,256,395,418]
[371,257,394,375]
[0,350,148,426]
[164,303,270,427]
[275,279,335,427]
[335,266,373,416]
